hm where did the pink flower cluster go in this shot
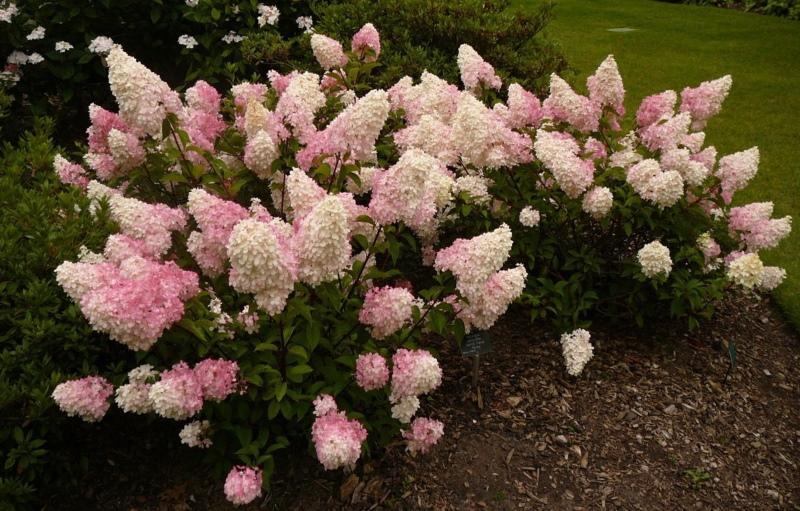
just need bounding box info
[434,224,527,330]
[52,376,114,422]
[358,286,417,339]
[224,466,262,506]
[148,359,239,420]
[728,202,792,252]
[390,349,442,402]
[355,353,390,391]
[351,23,380,61]
[457,44,501,91]
[187,188,249,276]
[311,395,368,470]
[402,417,444,454]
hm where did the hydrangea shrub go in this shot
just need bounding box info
[50,24,789,504]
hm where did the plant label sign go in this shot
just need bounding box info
[461,330,491,357]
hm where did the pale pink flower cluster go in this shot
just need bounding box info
[626,159,684,208]
[560,329,594,376]
[355,353,390,391]
[716,147,759,204]
[453,175,491,204]
[519,206,541,227]
[637,240,672,278]
[389,349,442,402]
[582,186,614,219]
[637,90,677,127]
[759,266,787,291]
[402,417,444,454]
[52,376,114,422]
[55,246,199,351]
[351,23,380,61]
[697,232,721,264]
[311,395,368,470]
[542,74,601,133]
[194,358,240,401]
[310,34,348,70]
[146,359,238,420]
[224,466,262,506]
[456,44,501,91]
[534,130,594,199]
[358,286,417,339]
[115,365,156,414]
[435,224,526,330]
[728,202,792,252]
[180,420,213,448]
[680,75,732,130]
[187,188,249,276]
[586,55,625,122]
[53,154,89,189]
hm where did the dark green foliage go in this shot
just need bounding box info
[0,0,312,142]
[0,119,122,509]
[659,0,800,19]
[290,0,567,92]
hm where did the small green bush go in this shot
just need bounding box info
[0,118,121,509]
[659,0,800,19]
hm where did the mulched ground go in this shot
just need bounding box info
[53,294,800,510]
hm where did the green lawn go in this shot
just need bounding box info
[524,0,800,327]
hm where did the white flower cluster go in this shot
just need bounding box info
[257,4,279,27]
[178,34,198,49]
[637,240,672,278]
[726,253,763,289]
[296,16,313,33]
[581,186,613,219]
[519,206,540,227]
[26,26,45,40]
[295,196,352,285]
[453,176,491,205]
[391,395,420,424]
[55,41,73,53]
[180,420,213,448]
[88,36,114,55]
[560,329,594,376]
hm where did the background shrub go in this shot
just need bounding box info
[659,0,800,19]
[0,119,121,509]
[270,0,567,92]
[0,0,312,142]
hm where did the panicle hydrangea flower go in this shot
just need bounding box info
[294,196,351,285]
[716,147,759,204]
[456,44,501,91]
[186,188,249,276]
[296,89,390,169]
[224,466,262,506]
[310,34,348,70]
[403,417,444,454]
[257,4,280,27]
[106,46,182,137]
[450,92,532,169]
[355,353,390,391]
[194,359,239,401]
[358,286,416,339]
[221,31,244,44]
[636,90,677,127]
[351,23,380,61]
[52,376,113,422]
[640,112,691,152]
[646,170,684,208]
[453,175,491,205]
[274,72,326,143]
[637,240,672,278]
[312,393,338,417]
[393,114,456,165]
[311,409,368,471]
[726,252,764,289]
[393,71,461,124]
[728,202,792,252]
[560,329,594,376]
[759,266,786,291]
[227,217,297,315]
[180,420,212,448]
[99,190,186,257]
[582,186,614,219]
[697,232,721,262]
[459,264,527,331]
[583,137,607,160]
[106,127,145,169]
[53,154,89,188]
[586,55,625,120]
[533,129,594,199]
[516,207,540,228]
[503,83,543,129]
[390,349,442,401]
[660,148,709,187]
[244,130,278,178]
[115,381,153,414]
[680,75,732,130]
[128,364,157,383]
[435,223,513,295]
[542,74,600,132]
[148,362,204,420]
[56,253,199,351]
[391,395,420,424]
